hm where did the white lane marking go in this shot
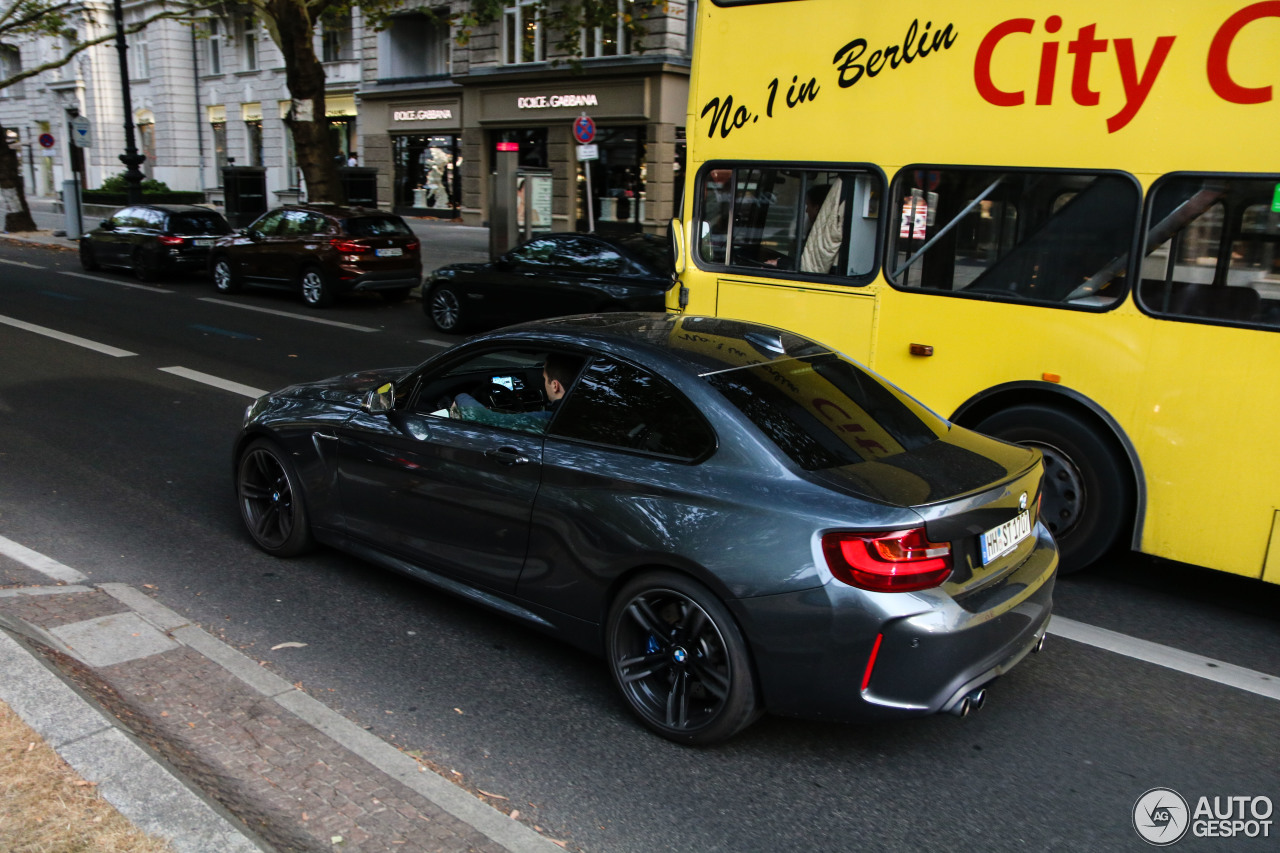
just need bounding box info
[0,535,89,583]
[59,271,173,293]
[417,337,454,348]
[0,258,41,269]
[1049,615,1280,702]
[199,298,379,333]
[0,313,136,357]
[158,366,267,399]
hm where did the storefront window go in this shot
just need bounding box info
[578,125,646,233]
[329,117,356,163]
[498,128,549,169]
[393,134,462,215]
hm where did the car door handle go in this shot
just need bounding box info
[485,446,530,466]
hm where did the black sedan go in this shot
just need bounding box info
[79,204,232,281]
[233,314,1056,743]
[423,232,673,333]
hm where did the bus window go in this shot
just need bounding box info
[1139,176,1280,328]
[694,164,881,281]
[888,168,1140,308]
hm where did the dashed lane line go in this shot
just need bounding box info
[0,313,137,357]
[199,298,380,332]
[158,366,267,399]
[0,535,88,583]
[0,257,41,269]
[58,271,173,293]
[1048,615,1280,702]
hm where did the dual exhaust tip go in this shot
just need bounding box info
[950,631,1046,717]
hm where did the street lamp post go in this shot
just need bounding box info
[112,0,146,204]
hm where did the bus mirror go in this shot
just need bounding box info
[668,218,686,275]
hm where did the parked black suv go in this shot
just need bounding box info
[79,204,233,281]
[209,205,423,308]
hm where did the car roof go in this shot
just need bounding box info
[278,204,397,218]
[120,204,222,214]
[475,313,833,376]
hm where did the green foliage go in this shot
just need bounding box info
[98,173,174,194]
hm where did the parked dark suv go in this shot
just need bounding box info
[79,204,233,281]
[209,205,422,308]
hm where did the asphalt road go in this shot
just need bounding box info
[2,238,1278,852]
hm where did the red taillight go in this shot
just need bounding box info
[822,528,953,592]
[331,239,368,253]
[405,240,420,253]
[158,235,185,246]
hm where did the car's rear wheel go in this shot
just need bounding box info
[426,284,467,333]
[606,571,760,745]
[236,439,314,557]
[381,287,412,304]
[300,266,335,308]
[79,240,99,271]
[212,257,241,293]
[972,404,1132,574]
[131,248,156,282]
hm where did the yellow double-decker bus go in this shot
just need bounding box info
[669,0,1280,579]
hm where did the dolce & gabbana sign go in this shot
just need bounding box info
[393,108,454,122]
[517,93,600,110]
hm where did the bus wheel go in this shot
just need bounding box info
[972,404,1132,575]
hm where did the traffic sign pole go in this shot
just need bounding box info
[574,114,597,232]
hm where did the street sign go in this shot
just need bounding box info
[38,133,55,149]
[576,144,599,161]
[572,114,596,145]
[70,116,91,149]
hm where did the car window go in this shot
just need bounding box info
[414,348,557,436]
[278,209,320,236]
[140,209,165,229]
[551,357,715,460]
[111,208,143,228]
[703,353,948,470]
[616,233,672,273]
[251,210,287,236]
[169,213,231,235]
[305,213,332,235]
[508,237,560,267]
[345,216,412,237]
[553,237,627,274]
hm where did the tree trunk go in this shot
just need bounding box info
[264,1,342,203]
[0,126,38,232]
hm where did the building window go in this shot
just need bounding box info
[504,0,545,64]
[240,15,259,72]
[380,14,450,79]
[0,44,22,97]
[138,120,155,178]
[204,18,223,75]
[126,12,150,79]
[211,121,228,169]
[322,11,353,62]
[329,117,356,164]
[245,120,263,166]
[583,0,632,58]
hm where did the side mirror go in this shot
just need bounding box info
[362,382,395,414]
[668,218,686,275]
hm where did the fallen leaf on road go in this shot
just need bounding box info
[271,641,308,650]
[510,809,521,820]
[478,790,508,800]
[454,707,463,714]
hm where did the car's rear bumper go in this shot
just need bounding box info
[731,524,1057,722]
[339,265,423,292]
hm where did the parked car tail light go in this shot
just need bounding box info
[405,240,420,253]
[330,239,369,254]
[822,528,953,592]
[157,235,185,246]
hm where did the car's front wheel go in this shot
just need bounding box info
[425,284,467,333]
[300,266,335,308]
[235,439,314,557]
[212,257,241,293]
[606,571,760,745]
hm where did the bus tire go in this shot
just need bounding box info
[972,404,1132,575]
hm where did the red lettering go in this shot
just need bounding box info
[1035,16,1062,105]
[975,18,1034,106]
[1107,35,1176,132]
[1207,1,1280,104]
[1067,23,1108,106]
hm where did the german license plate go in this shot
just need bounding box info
[193,239,214,247]
[979,510,1032,565]
[375,247,403,257]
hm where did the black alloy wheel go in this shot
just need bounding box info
[300,266,335,308]
[426,284,467,333]
[79,240,99,271]
[972,403,1133,574]
[236,439,314,557]
[131,248,156,282]
[212,257,241,293]
[606,571,760,745]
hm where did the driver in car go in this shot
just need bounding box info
[449,353,581,430]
